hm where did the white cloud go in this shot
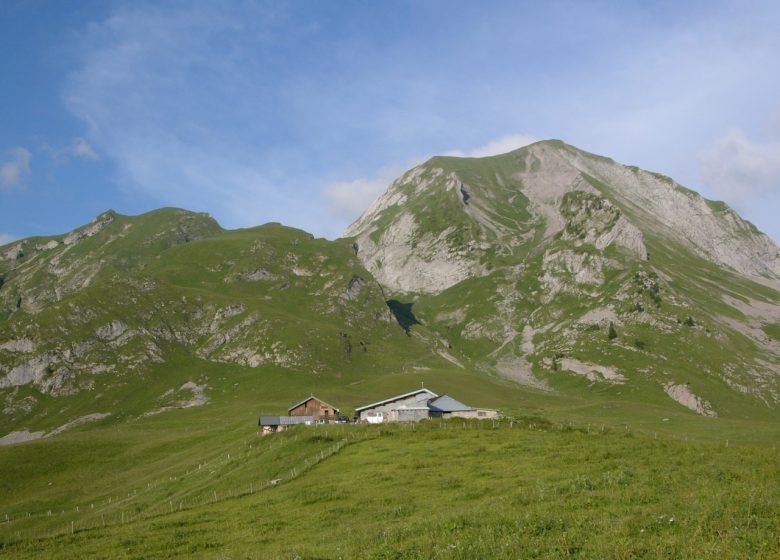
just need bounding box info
[323,166,403,220]
[700,129,780,207]
[445,134,538,158]
[0,233,18,246]
[63,3,321,232]
[0,148,32,190]
[69,137,99,160]
[43,137,100,163]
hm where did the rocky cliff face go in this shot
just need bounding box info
[344,140,780,415]
[0,212,437,435]
[345,141,778,295]
[2,141,779,436]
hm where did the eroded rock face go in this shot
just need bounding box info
[554,146,780,279]
[96,320,127,341]
[0,338,35,353]
[560,192,648,260]
[558,358,627,384]
[343,275,366,301]
[663,383,717,417]
[349,210,486,294]
[345,141,778,298]
[341,139,780,411]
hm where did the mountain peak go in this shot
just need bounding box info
[340,141,780,413]
[345,141,779,295]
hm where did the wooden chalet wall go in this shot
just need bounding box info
[289,398,338,418]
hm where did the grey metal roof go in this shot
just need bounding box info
[355,388,439,413]
[428,395,474,412]
[286,395,340,413]
[258,415,315,426]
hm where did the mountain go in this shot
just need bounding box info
[344,140,780,416]
[2,140,780,555]
[2,140,780,442]
[0,208,451,439]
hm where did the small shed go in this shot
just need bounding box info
[258,415,314,435]
[288,396,339,419]
[428,395,498,419]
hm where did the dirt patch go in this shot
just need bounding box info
[663,383,717,417]
[144,381,209,416]
[437,349,464,369]
[577,308,620,326]
[0,338,35,353]
[521,325,535,354]
[722,295,780,323]
[496,356,550,391]
[559,358,626,383]
[0,429,45,447]
[47,413,112,437]
[178,381,209,407]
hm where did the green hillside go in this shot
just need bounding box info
[0,209,451,436]
[1,141,780,558]
[345,140,780,421]
[1,420,778,559]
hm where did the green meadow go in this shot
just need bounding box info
[1,366,779,559]
[1,418,778,559]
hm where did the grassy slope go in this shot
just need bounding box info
[1,214,454,433]
[1,177,779,557]
[1,360,778,546]
[2,420,778,559]
[358,146,780,422]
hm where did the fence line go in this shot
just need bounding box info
[1,417,709,543]
[0,427,375,544]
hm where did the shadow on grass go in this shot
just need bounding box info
[386,300,420,335]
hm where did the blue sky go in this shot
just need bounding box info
[1,0,779,244]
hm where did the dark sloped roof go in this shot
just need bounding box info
[428,395,474,412]
[259,415,315,426]
[355,388,439,413]
[287,395,339,413]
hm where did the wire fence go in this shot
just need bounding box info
[0,427,379,544]
[0,417,720,544]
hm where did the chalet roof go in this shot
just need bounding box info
[287,395,340,413]
[259,415,315,426]
[428,395,474,413]
[355,388,439,413]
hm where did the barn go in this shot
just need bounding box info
[354,388,438,423]
[355,389,499,423]
[288,396,339,419]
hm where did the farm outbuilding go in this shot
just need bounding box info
[258,415,314,435]
[428,395,498,419]
[287,396,339,419]
[355,388,438,423]
[354,389,500,423]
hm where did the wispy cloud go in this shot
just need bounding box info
[445,134,538,158]
[64,3,317,230]
[0,233,18,246]
[44,137,100,164]
[324,165,404,221]
[56,1,780,242]
[69,137,99,160]
[323,133,537,229]
[0,147,31,190]
[700,129,780,208]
